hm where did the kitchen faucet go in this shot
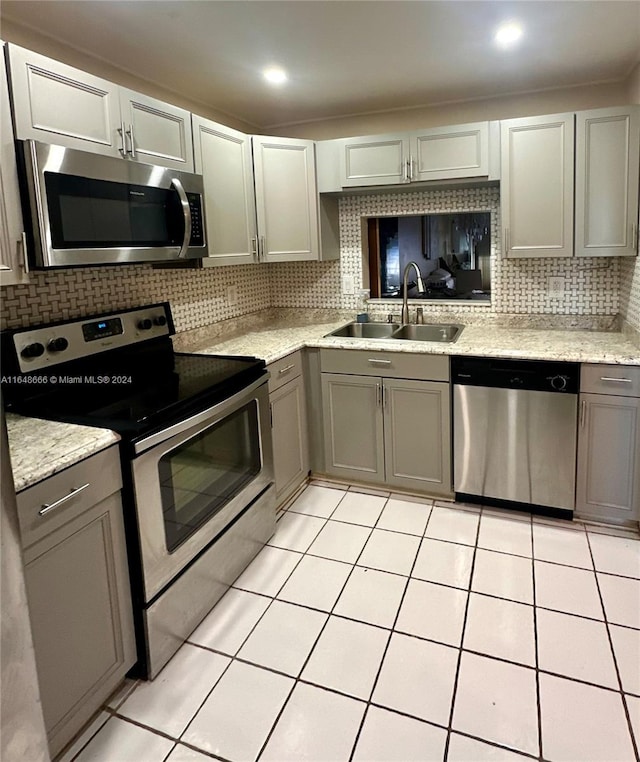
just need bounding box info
[401,261,426,323]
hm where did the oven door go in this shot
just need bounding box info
[130,377,273,602]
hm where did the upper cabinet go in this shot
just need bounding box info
[575,106,640,257]
[317,121,494,191]
[7,44,194,172]
[193,118,339,265]
[502,107,639,259]
[0,41,29,286]
[193,117,257,266]
[501,113,575,258]
[253,135,320,262]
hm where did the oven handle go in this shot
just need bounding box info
[171,178,192,259]
[133,375,268,455]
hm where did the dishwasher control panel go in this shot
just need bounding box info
[451,356,580,394]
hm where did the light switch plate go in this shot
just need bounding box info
[342,275,355,295]
[548,276,565,298]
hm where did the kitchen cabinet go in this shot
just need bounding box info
[7,43,194,171]
[317,121,493,191]
[501,112,575,258]
[193,118,339,264]
[0,41,29,285]
[502,106,640,259]
[575,106,640,257]
[193,116,257,266]
[18,446,136,758]
[268,352,309,506]
[576,364,640,525]
[320,350,451,495]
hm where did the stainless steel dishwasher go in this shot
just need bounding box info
[452,356,580,515]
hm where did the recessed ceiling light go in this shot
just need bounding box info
[495,21,523,48]
[263,67,287,85]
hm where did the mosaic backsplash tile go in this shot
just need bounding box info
[0,263,271,331]
[270,187,621,319]
[1,185,637,332]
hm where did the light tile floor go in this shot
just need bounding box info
[59,482,640,762]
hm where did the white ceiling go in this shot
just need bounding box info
[2,1,639,130]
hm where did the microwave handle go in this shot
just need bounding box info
[170,178,192,259]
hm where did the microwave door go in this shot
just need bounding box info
[23,140,207,268]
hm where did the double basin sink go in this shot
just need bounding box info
[326,322,463,343]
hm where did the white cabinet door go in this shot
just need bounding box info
[339,133,409,187]
[501,113,574,258]
[383,378,452,495]
[253,136,319,262]
[119,88,194,172]
[410,122,489,182]
[270,375,309,506]
[321,372,385,483]
[575,106,640,258]
[576,393,640,524]
[1,42,28,285]
[193,116,257,266]
[8,43,122,157]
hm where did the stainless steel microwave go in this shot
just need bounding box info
[20,140,208,268]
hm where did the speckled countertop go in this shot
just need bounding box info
[6,413,120,493]
[175,314,640,366]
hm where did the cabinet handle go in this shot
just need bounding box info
[118,120,127,156]
[20,232,30,274]
[410,156,415,181]
[376,383,382,407]
[278,364,296,376]
[251,237,258,261]
[39,483,90,517]
[405,159,411,182]
[260,236,266,261]
[600,376,633,384]
[126,123,136,159]
[580,400,587,428]
[368,358,392,366]
[504,228,510,256]
[381,384,387,409]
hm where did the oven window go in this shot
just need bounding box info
[158,402,261,553]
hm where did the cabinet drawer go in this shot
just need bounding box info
[581,364,640,398]
[17,446,122,549]
[268,351,303,393]
[320,349,449,381]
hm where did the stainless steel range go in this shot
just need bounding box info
[2,303,275,678]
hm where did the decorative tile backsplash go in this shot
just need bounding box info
[270,187,621,318]
[1,185,636,333]
[0,263,271,331]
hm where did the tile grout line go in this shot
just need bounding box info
[441,504,483,761]
[585,530,640,761]
[253,489,386,761]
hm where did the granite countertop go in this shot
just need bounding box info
[176,315,640,366]
[6,413,120,493]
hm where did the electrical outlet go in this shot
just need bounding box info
[226,285,238,306]
[342,275,355,295]
[548,276,565,298]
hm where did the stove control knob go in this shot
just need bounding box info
[550,375,569,391]
[153,315,167,326]
[138,319,153,330]
[48,337,69,353]
[21,342,45,359]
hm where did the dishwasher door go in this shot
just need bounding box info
[454,385,578,511]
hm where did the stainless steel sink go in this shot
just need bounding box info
[326,322,464,343]
[327,322,401,339]
[391,323,464,343]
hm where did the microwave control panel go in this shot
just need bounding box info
[187,193,205,247]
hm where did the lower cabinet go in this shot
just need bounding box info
[320,351,452,496]
[268,352,309,507]
[576,365,640,524]
[17,446,136,758]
